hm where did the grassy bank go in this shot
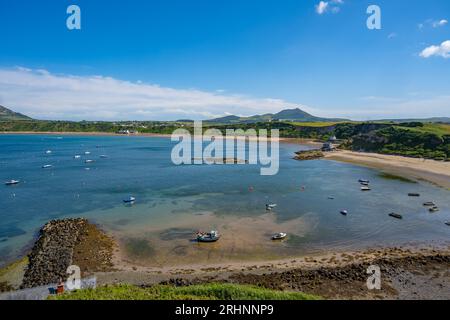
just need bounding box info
[49,283,320,300]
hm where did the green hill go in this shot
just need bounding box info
[0,106,31,121]
[206,108,349,124]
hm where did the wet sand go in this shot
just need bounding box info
[96,244,450,300]
[325,150,450,189]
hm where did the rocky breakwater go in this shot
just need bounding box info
[293,150,324,161]
[21,218,114,289]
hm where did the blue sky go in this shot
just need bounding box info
[0,0,449,120]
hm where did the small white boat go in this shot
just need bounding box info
[42,164,53,169]
[45,150,52,154]
[85,160,94,164]
[123,196,136,203]
[340,210,348,216]
[5,180,20,186]
[197,230,220,242]
[74,155,81,159]
[84,151,91,155]
[271,232,287,240]
[266,203,277,210]
[361,186,371,191]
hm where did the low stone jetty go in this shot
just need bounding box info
[21,219,88,289]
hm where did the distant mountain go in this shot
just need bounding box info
[206,108,349,124]
[0,105,31,121]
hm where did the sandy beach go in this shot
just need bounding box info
[325,150,450,189]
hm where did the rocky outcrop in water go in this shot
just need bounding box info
[293,150,324,161]
[21,219,88,289]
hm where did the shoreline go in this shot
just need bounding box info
[2,219,449,299]
[0,131,322,145]
[84,242,450,300]
[324,150,450,189]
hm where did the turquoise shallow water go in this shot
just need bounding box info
[0,134,449,266]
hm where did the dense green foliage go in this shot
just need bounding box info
[49,283,320,300]
[348,126,449,160]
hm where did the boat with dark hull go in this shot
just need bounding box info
[197,231,220,243]
[389,213,403,219]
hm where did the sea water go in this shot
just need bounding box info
[0,134,449,267]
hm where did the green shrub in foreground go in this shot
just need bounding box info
[49,283,321,300]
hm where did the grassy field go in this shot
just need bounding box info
[49,283,321,300]
[398,123,450,137]
[288,121,344,127]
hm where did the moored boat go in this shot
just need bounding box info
[271,232,287,240]
[123,196,136,203]
[5,180,20,186]
[266,204,277,210]
[429,206,440,213]
[197,230,220,242]
[85,160,95,164]
[445,222,450,226]
[423,202,435,207]
[361,186,371,191]
[74,155,81,159]
[358,179,369,184]
[389,212,403,219]
[408,193,420,197]
[340,210,348,216]
[42,164,53,169]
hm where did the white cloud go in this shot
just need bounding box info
[0,67,310,121]
[336,95,450,120]
[419,18,448,29]
[433,19,448,28]
[315,1,329,15]
[419,40,450,59]
[315,0,344,15]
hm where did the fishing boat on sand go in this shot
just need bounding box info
[271,232,287,240]
[197,230,220,242]
[5,180,20,186]
[389,213,403,219]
